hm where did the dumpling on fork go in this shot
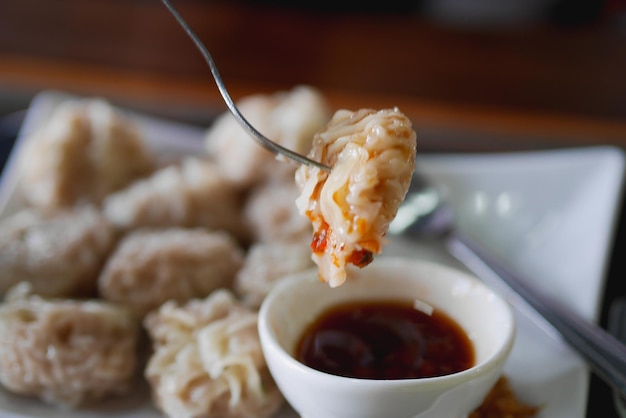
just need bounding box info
[295,108,417,287]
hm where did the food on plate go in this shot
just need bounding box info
[0,92,539,418]
[243,179,312,244]
[234,241,314,309]
[205,85,331,188]
[98,228,244,317]
[18,99,155,210]
[144,289,283,418]
[469,376,540,418]
[102,157,247,242]
[295,108,417,287]
[0,206,117,297]
[0,283,140,407]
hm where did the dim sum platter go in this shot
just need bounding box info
[0,91,624,418]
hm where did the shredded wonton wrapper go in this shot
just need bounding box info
[144,289,283,418]
[295,108,417,287]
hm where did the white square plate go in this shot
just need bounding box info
[0,91,624,418]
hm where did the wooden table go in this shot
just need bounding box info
[1,1,626,417]
[2,0,626,150]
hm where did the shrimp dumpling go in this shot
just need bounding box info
[295,108,417,287]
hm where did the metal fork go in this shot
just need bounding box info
[161,0,330,171]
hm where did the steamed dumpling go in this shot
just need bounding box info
[0,283,139,407]
[144,289,283,418]
[234,241,314,309]
[205,85,331,188]
[0,206,117,298]
[18,98,155,209]
[98,228,244,317]
[102,158,248,242]
[295,108,417,287]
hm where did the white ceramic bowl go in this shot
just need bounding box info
[258,257,516,418]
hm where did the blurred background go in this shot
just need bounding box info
[1,1,626,417]
[1,0,626,153]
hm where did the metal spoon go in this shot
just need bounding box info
[161,0,329,171]
[389,170,626,398]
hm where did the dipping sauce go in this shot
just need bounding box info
[295,299,474,380]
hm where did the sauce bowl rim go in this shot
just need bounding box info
[258,257,516,388]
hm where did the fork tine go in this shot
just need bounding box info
[161,0,330,171]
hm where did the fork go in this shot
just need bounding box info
[161,0,330,171]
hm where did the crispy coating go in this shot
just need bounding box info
[243,179,312,244]
[0,206,117,298]
[98,228,244,317]
[102,157,247,242]
[144,289,283,418]
[234,241,314,309]
[18,99,155,209]
[205,85,331,188]
[0,283,140,407]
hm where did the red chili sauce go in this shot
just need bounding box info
[295,299,475,380]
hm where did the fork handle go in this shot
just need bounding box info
[447,231,626,397]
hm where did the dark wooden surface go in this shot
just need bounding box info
[1,0,626,151]
[1,1,626,417]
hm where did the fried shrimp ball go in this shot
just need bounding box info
[0,206,117,298]
[0,283,140,407]
[102,158,247,242]
[234,241,314,309]
[205,85,331,188]
[18,98,155,209]
[98,228,244,317]
[242,179,312,244]
[295,108,417,287]
[144,289,283,418]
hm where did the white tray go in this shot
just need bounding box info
[0,91,624,418]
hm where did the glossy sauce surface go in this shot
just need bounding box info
[295,299,475,380]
